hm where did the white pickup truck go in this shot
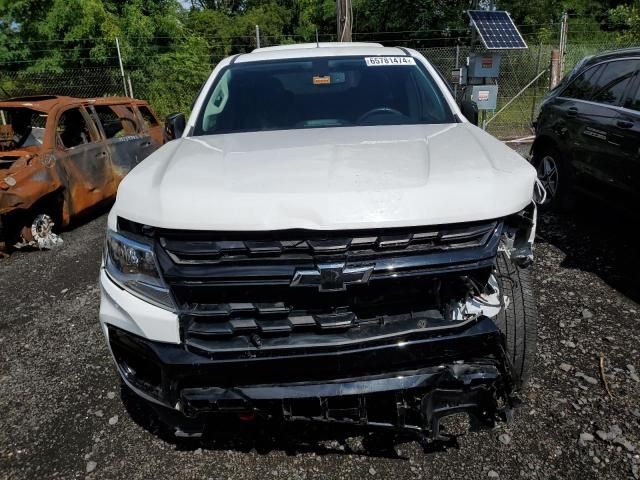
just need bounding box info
[99,42,539,442]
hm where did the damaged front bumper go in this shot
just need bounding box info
[107,315,516,440]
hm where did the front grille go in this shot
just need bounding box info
[158,221,498,265]
[178,275,477,352]
[149,220,502,353]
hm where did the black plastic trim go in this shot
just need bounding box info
[108,317,512,437]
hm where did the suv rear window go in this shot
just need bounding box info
[562,65,603,100]
[591,59,639,105]
[138,106,159,127]
[194,56,454,135]
[94,105,138,139]
[563,59,640,105]
[624,82,640,112]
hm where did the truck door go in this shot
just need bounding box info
[54,106,114,215]
[134,104,163,157]
[90,104,143,186]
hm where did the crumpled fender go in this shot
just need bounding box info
[0,153,63,215]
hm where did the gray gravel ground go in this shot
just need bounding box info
[1,146,639,479]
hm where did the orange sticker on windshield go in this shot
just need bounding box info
[313,75,331,85]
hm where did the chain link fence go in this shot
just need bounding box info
[1,39,637,139]
[0,68,126,99]
[419,45,553,138]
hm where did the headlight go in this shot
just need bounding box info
[104,230,174,310]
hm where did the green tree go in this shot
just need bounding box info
[140,35,212,116]
[608,4,640,42]
[187,1,292,54]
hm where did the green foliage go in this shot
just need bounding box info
[292,0,335,39]
[2,0,639,115]
[186,1,292,55]
[501,0,623,25]
[138,35,212,117]
[608,4,640,42]
[352,0,467,34]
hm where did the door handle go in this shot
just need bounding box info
[616,119,634,129]
[566,107,578,117]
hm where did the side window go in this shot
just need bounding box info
[623,82,640,112]
[562,65,603,100]
[123,106,142,132]
[94,105,137,139]
[57,108,92,149]
[202,69,231,132]
[138,106,159,128]
[591,59,639,106]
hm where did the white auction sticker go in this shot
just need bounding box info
[365,56,416,67]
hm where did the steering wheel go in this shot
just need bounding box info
[357,107,404,124]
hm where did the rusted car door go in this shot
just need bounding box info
[134,104,163,158]
[89,104,144,185]
[54,106,115,215]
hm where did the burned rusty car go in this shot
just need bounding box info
[0,95,163,250]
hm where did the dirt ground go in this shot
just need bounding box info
[1,150,639,479]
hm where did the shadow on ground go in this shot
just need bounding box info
[536,194,640,304]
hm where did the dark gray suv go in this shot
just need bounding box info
[532,47,640,209]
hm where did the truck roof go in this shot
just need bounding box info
[252,42,384,53]
[241,42,409,63]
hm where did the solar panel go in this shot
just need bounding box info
[468,10,528,50]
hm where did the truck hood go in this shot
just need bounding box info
[112,124,536,231]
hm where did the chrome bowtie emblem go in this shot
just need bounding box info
[291,263,374,292]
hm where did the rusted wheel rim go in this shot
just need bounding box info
[20,213,56,248]
[31,214,54,241]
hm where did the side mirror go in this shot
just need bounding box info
[460,100,479,125]
[165,112,186,141]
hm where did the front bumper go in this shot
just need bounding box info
[107,314,515,439]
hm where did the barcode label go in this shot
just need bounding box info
[365,57,416,67]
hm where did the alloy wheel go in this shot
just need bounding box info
[536,155,559,203]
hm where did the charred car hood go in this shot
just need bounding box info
[112,124,536,231]
[0,147,37,169]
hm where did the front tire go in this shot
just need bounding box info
[494,251,538,389]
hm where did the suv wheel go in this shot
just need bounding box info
[494,251,538,389]
[532,145,573,210]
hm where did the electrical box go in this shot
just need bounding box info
[451,67,467,85]
[468,85,498,110]
[468,53,501,78]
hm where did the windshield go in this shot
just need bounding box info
[193,56,455,135]
[0,107,48,151]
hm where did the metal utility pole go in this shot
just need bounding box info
[115,37,128,97]
[550,48,561,89]
[530,43,543,123]
[337,0,352,42]
[255,25,261,49]
[127,75,134,99]
[559,12,568,76]
[454,44,460,99]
